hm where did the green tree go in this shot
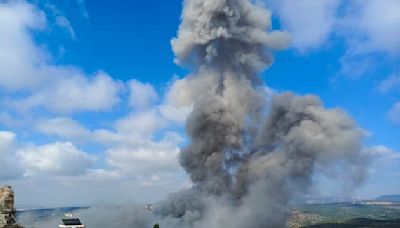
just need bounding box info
[153,223,160,228]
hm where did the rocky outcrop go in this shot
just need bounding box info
[0,186,23,228]
[286,210,322,228]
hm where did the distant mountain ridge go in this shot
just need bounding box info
[375,195,400,202]
[17,207,89,220]
[16,206,89,227]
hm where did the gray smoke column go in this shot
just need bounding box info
[154,0,367,227]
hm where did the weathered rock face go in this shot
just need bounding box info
[0,186,23,228]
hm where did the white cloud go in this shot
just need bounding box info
[90,110,185,188]
[0,1,190,206]
[0,1,121,113]
[0,131,23,180]
[90,127,186,191]
[268,0,400,55]
[165,77,204,107]
[1,127,187,206]
[105,135,181,177]
[346,0,400,55]
[267,0,340,51]
[92,108,179,147]
[356,145,400,197]
[364,145,400,179]
[29,99,186,148]
[128,80,158,110]
[10,170,186,207]
[0,131,17,152]
[0,112,24,128]
[364,145,400,188]
[17,142,96,176]
[265,0,400,79]
[11,71,122,113]
[128,78,191,125]
[337,0,400,77]
[159,104,191,124]
[388,102,400,124]
[35,117,90,139]
[338,54,379,79]
[100,77,192,142]
[378,74,400,94]
[90,106,185,185]
[0,1,47,90]
[158,78,195,123]
[365,145,400,161]
[115,109,167,138]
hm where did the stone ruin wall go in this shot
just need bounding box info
[0,186,23,228]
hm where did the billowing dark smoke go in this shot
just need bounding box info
[18,1,366,227]
[152,0,367,227]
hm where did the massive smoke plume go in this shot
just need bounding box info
[154,0,367,227]
[15,1,367,227]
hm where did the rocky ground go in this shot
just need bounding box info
[286,210,323,228]
[287,202,400,228]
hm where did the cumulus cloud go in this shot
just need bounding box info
[0,130,184,206]
[345,0,400,55]
[0,112,26,128]
[0,1,47,90]
[10,71,122,113]
[35,117,90,139]
[115,110,168,139]
[338,0,400,77]
[159,104,191,124]
[0,1,187,194]
[266,0,400,79]
[366,145,400,161]
[0,131,23,180]
[0,1,187,207]
[156,78,192,124]
[267,0,340,51]
[0,0,188,197]
[358,145,400,196]
[268,0,400,55]
[25,91,189,185]
[164,78,198,107]
[0,1,121,113]
[17,142,96,176]
[92,79,191,146]
[128,80,158,110]
[93,109,185,183]
[106,139,181,177]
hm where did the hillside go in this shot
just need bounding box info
[376,195,400,202]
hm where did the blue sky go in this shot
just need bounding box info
[0,0,399,207]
